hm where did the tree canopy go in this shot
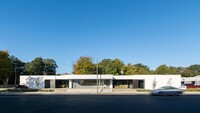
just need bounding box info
[25,57,58,75]
[73,56,96,74]
[0,51,13,85]
[72,56,200,77]
[1,49,200,85]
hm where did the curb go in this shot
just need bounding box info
[1,91,200,96]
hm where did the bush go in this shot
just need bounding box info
[7,89,39,92]
[136,89,151,92]
[0,89,54,92]
[39,89,54,92]
[185,88,200,92]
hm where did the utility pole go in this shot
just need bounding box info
[96,57,99,93]
[14,63,17,87]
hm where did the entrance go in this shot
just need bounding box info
[45,80,69,88]
[132,80,144,89]
[56,80,69,88]
[113,80,133,89]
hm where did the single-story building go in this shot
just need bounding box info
[20,75,181,90]
[182,75,200,86]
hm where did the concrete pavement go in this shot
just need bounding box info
[1,88,200,95]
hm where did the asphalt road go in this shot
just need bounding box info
[0,95,199,113]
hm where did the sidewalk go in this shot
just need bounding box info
[1,88,200,95]
[0,88,143,95]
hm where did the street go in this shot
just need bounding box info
[0,95,199,113]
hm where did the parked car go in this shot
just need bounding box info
[15,85,29,89]
[151,86,183,96]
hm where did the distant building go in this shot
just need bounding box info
[20,75,181,90]
[182,75,200,86]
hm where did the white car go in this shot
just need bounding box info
[151,86,183,96]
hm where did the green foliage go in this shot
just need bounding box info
[73,56,96,74]
[155,64,169,74]
[134,63,150,74]
[25,57,58,75]
[98,58,124,75]
[0,51,13,86]
[154,65,182,75]
[2,50,200,78]
[187,64,200,76]
[9,55,25,84]
[98,59,113,74]
[181,69,194,77]
[43,59,58,75]
[124,63,150,75]
[169,66,179,74]
[110,59,124,75]
[124,64,136,75]
[25,57,44,75]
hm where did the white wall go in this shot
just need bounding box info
[20,76,45,89]
[113,75,181,90]
[143,75,181,90]
[20,75,181,90]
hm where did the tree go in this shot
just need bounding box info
[98,59,113,74]
[124,64,137,75]
[187,64,200,76]
[109,59,124,75]
[155,65,169,74]
[73,56,96,74]
[167,66,179,74]
[25,57,58,75]
[98,58,125,75]
[135,63,150,71]
[9,55,25,84]
[25,57,45,75]
[181,69,194,77]
[0,51,13,86]
[134,63,150,74]
[152,78,157,89]
[124,63,150,75]
[43,59,58,75]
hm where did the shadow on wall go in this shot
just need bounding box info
[25,76,44,89]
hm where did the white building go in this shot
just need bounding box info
[20,75,181,90]
[182,75,200,85]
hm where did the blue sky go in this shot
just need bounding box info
[0,0,200,74]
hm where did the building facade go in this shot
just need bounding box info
[20,75,181,90]
[182,75,200,86]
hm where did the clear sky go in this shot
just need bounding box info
[0,0,200,74]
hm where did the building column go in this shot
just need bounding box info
[50,80,55,88]
[69,79,72,89]
[110,79,113,89]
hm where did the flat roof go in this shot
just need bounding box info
[20,75,181,80]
